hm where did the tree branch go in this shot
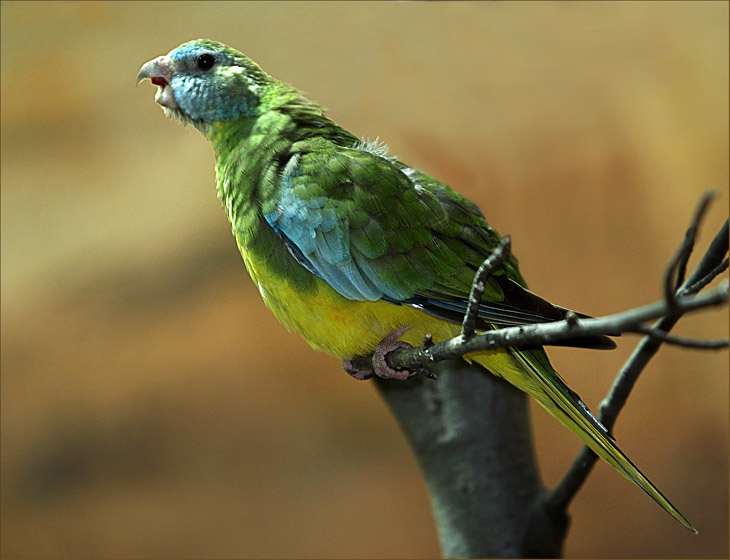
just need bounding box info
[375,359,568,558]
[547,196,728,518]
[383,280,727,373]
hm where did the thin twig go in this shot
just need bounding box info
[665,191,716,306]
[679,218,729,296]
[461,236,511,340]
[631,324,729,349]
[683,257,729,295]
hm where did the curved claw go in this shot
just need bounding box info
[372,326,414,380]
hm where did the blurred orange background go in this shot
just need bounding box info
[1,2,727,557]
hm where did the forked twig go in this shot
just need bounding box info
[461,236,511,340]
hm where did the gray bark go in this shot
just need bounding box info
[375,358,568,558]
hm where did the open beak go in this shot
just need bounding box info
[137,55,178,109]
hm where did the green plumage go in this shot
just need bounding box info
[137,39,696,533]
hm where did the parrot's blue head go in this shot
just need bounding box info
[137,39,267,129]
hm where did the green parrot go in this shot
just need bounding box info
[137,39,695,532]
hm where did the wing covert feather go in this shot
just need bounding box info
[265,143,498,302]
[264,141,615,348]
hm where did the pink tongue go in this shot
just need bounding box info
[151,77,168,87]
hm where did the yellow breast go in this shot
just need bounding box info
[239,242,458,359]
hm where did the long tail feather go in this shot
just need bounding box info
[474,348,697,533]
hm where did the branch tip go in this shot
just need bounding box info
[461,236,512,339]
[665,189,717,307]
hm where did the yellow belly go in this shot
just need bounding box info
[239,242,458,358]
[239,237,523,385]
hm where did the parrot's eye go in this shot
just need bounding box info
[196,53,216,71]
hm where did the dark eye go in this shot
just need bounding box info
[196,53,216,71]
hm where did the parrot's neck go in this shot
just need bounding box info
[208,107,346,291]
[210,112,291,245]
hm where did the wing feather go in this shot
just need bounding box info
[264,141,614,348]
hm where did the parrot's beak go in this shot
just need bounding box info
[137,55,178,109]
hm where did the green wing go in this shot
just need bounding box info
[263,138,613,342]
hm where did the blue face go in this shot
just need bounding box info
[168,41,257,122]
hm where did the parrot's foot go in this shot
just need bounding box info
[373,326,413,380]
[343,326,415,381]
[342,358,374,380]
